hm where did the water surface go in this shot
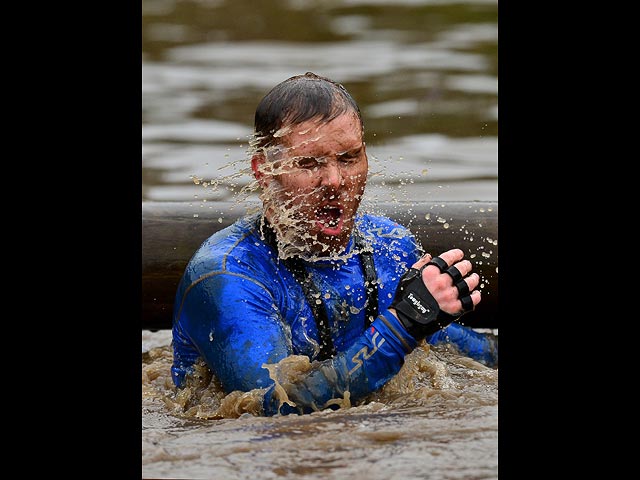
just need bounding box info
[143,329,498,480]
[142,0,498,204]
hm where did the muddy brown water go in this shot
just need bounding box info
[143,329,498,479]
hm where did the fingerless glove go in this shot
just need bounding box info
[390,268,460,341]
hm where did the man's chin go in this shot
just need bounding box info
[313,219,356,250]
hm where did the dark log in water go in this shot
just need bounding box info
[142,201,498,330]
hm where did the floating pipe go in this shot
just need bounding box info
[142,201,498,330]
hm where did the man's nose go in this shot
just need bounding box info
[319,160,343,188]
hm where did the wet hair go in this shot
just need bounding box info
[253,72,363,149]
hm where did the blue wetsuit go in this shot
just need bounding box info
[171,212,497,416]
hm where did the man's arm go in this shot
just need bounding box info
[173,248,493,416]
[173,271,292,393]
[173,270,419,416]
[261,308,418,415]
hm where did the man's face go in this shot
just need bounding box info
[255,112,368,257]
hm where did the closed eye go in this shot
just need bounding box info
[337,146,364,164]
[293,156,320,169]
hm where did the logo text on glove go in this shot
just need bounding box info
[407,292,428,314]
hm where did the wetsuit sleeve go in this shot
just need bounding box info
[262,309,418,416]
[175,269,419,417]
[173,271,293,393]
[426,323,498,367]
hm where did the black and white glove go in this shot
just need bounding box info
[390,267,460,341]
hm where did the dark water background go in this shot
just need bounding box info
[142,1,498,478]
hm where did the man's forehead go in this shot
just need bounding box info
[276,118,363,152]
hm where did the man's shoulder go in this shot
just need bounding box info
[356,212,421,269]
[357,212,414,240]
[188,214,265,272]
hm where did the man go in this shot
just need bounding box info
[171,72,497,416]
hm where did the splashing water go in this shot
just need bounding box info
[143,337,497,421]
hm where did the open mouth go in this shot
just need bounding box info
[315,205,343,234]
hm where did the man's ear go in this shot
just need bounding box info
[251,153,270,188]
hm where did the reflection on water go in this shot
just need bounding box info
[142,0,498,204]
